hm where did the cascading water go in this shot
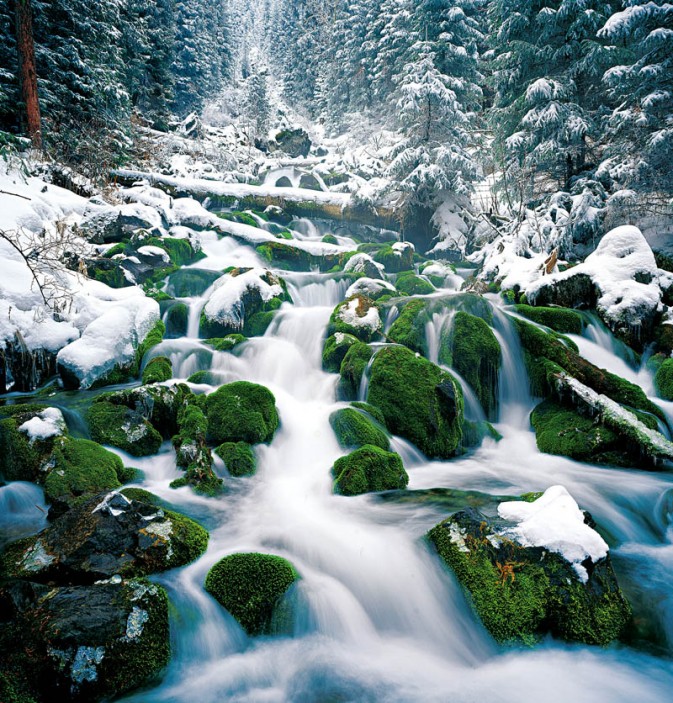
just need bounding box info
[5,211,673,703]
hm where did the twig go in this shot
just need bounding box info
[0,189,31,200]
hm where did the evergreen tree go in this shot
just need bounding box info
[599,1,673,192]
[243,62,271,139]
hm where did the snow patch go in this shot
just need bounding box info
[19,408,66,442]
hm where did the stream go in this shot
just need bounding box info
[3,209,673,703]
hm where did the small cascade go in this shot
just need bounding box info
[284,273,350,308]
[491,306,535,428]
[384,305,400,334]
[425,310,455,366]
[0,481,48,547]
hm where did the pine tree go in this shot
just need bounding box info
[243,62,271,140]
[599,1,673,192]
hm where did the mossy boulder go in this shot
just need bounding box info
[164,302,189,338]
[1,491,208,582]
[428,507,631,645]
[515,317,663,420]
[530,399,635,466]
[0,405,63,482]
[205,381,279,446]
[374,242,414,273]
[395,272,435,296]
[350,401,386,426]
[87,401,163,457]
[43,437,126,510]
[514,304,583,335]
[338,343,373,401]
[205,553,299,636]
[145,236,204,267]
[187,370,221,385]
[142,356,173,384]
[204,334,246,352]
[0,578,170,703]
[329,408,389,450]
[387,299,428,355]
[215,442,256,477]
[331,445,408,496]
[322,332,360,373]
[367,346,463,458]
[172,401,222,496]
[442,312,501,419]
[327,295,382,343]
[654,358,673,400]
[199,268,290,338]
[166,268,220,297]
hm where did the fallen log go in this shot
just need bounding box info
[110,169,401,232]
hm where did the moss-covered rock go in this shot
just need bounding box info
[654,358,673,401]
[338,343,373,401]
[205,553,299,636]
[442,312,501,419]
[142,356,173,384]
[514,304,584,335]
[0,578,170,703]
[367,346,463,458]
[87,401,163,457]
[428,507,631,645]
[166,268,221,297]
[146,236,205,267]
[461,420,502,449]
[350,401,386,426]
[331,445,408,496]
[327,295,382,343]
[387,299,428,355]
[172,400,222,496]
[186,370,222,385]
[395,272,435,296]
[530,399,634,466]
[215,442,256,477]
[329,408,389,450]
[205,381,279,446]
[0,405,61,482]
[515,317,663,420]
[256,240,352,273]
[2,490,208,582]
[204,334,246,352]
[374,242,414,273]
[164,302,189,338]
[322,332,360,373]
[43,437,125,509]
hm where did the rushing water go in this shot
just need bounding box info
[5,211,673,702]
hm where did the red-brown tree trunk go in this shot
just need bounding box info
[15,0,42,149]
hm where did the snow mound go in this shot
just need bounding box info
[498,485,608,583]
[345,278,396,299]
[343,253,385,279]
[57,295,160,389]
[338,297,382,333]
[19,407,67,442]
[203,268,284,329]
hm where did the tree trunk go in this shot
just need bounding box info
[15,0,42,149]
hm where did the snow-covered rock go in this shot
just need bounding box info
[498,486,608,583]
[345,277,396,300]
[19,407,67,443]
[343,253,385,280]
[527,225,663,346]
[57,294,160,389]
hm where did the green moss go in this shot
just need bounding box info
[321,234,338,244]
[204,334,246,352]
[146,237,205,266]
[395,272,435,296]
[137,320,166,365]
[163,510,209,568]
[322,332,360,373]
[520,491,544,503]
[215,442,256,477]
[167,268,221,297]
[338,343,373,401]
[462,420,502,449]
[329,408,389,450]
[350,401,386,426]
[654,358,673,400]
[428,510,631,645]
[387,299,428,355]
[327,295,381,343]
[245,310,276,337]
[367,346,464,458]
[87,402,163,457]
[515,304,584,335]
[205,553,299,635]
[43,437,124,505]
[142,356,173,384]
[164,302,189,338]
[0,405,52,482]
[205,381,279,445]
[332,445,408,496]
[530,399,634,466]
[515,317,664,420]
[443,312,501,419]
[187,370,220,385]
[374,244,414,273]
